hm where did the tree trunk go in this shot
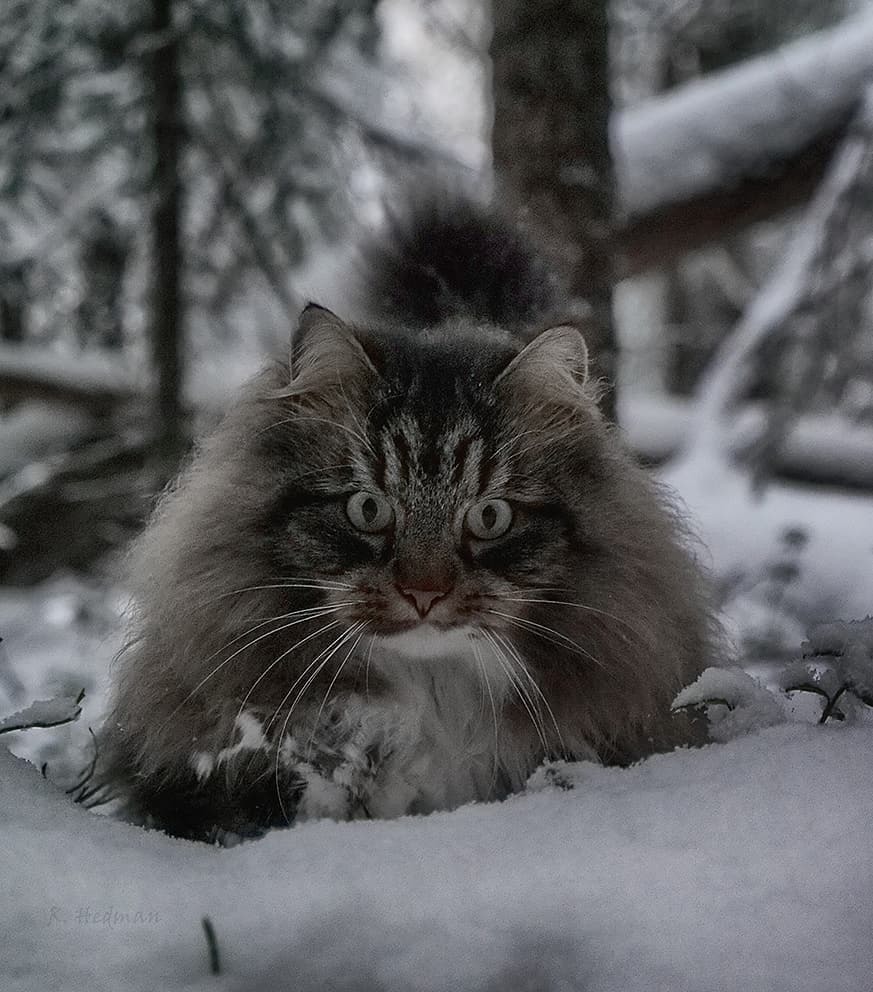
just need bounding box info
[491,0,617,418]
[149,0,184,461]
[0,264,27,343]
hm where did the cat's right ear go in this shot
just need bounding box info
[494,322,590,402]
[274,303,379,399]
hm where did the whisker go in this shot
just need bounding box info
[363,634,376,702]
[260,623,359,738]
[486,610,607,671]
[306,622,370,760]
[271,623,362,824]
[258,415,376,457]
[491,427,545,460]
[482,629,549,754]
[470,634,500,794]
[158,606,354,729]
[197,582,352,608]
[491,630,565,755]
[498,597,641,642]
[232,617,349,733]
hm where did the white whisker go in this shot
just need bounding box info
[486,610,607,671]
[470,634,500,793]
[272,623,363,824]
[363,634,377,702]
[259,414,376,457]
[232,617,350,732]
[306,622,370,760]
[198,582,352,608]
[499,597,641,642]
[158,606,353,729]
[491,630,565,755]
[482,629,549,753]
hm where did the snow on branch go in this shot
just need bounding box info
[0,343,138,412]
[615,11,873,273]
[675,618,873,740]
[622,395,873,490]
[0,691,83,735]
[679,87,873,476]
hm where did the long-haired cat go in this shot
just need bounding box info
[101,198,716,840]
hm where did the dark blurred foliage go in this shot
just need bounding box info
[0,0,381,349]
[0,0,384,582]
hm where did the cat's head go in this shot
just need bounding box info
[255,303,608,658]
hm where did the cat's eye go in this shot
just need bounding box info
[346,491,394,533]
[466,499,513,540]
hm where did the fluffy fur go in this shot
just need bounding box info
[100,197,716,840]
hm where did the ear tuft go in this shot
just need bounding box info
[275,304,378,399]
[495,323,590,398]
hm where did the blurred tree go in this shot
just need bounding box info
[612,0,852,396]
[77,212,129,351]
[491,0,617,417]
[150,0,184,460]
[0,264,28,344]
[0,0,383,579]
[0,0,381,446]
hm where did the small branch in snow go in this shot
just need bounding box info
[201,916,221,976]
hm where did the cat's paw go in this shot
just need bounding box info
[279,727,383,822]
[291,760,355,821]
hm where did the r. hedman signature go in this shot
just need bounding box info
[47,906,160,928]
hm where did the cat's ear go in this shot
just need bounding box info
[278,303,378,399]
[495,323,589,399]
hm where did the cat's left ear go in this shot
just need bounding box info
[495,323,589,398]
[278,303,378,399]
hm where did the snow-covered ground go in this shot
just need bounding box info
[2,451,873,991]
[4,718,873,992]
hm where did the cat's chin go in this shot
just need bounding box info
[377,625,480,661]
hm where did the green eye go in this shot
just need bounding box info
[346,491,394,533]
[466,499,513,540]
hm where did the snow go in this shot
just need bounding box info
[615,11,873,218]
[3,720,873,992]
[664,454,873,632]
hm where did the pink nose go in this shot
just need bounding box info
[397,586,450,618]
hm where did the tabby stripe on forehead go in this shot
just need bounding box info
[373,442,388,489]
[392,431,411,484]
[451,436,474,487]
[477,446,497,495]
[421,436,441,478]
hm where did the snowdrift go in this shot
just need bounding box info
[3,720,873,992]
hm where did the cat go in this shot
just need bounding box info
[100,197,716,840]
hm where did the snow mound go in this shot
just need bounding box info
[4,719,873,992]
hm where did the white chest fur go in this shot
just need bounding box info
[355,628,522,816]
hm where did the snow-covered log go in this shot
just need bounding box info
[0,344,138,412]
[614,12,873,274]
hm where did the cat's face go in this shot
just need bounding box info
[259,306,601,656]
